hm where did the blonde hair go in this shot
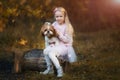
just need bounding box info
[53,7,74,37]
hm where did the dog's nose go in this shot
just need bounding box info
[47,31,50,33]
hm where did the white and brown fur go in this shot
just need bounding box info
[40,22,59,47]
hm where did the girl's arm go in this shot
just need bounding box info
[52,22,73,44]
[58,31,73,44]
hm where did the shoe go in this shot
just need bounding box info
[57,67,63,77]
[40,69,54,75]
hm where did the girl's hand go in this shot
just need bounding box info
[56,30,63,37]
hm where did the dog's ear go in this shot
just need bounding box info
[55,30,59,37]
[52,25,59,37]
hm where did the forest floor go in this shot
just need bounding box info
[0,28,120,80]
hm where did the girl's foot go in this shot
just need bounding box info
[40,69,54,75]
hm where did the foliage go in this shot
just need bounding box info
[0,0,57,49]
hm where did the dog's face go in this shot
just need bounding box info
[41,22,58,38]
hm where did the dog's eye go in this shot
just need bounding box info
[44,29,47,31]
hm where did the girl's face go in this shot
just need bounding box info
[54,11,65,25]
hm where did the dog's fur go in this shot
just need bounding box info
[40,22,59,47]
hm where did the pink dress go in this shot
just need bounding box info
[45,21,77,63]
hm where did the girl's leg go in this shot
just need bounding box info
[48,51,63,77]
[40,54,54,74]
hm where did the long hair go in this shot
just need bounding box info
[53,7,74,37]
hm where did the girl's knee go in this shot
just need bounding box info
[48,52,55,58]
[43,49,49,55]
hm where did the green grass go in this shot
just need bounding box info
[0,28,120,80]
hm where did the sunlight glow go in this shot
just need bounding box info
[114,0,120,9]
[113,0,120,5]
[109,0,120,8]
[115,0,120,3]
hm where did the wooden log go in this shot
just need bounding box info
[13,48,46,73]
[21,49,46,72]
[13,48,70,74]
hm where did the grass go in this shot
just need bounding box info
[0,28,120,80]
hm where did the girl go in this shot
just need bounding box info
[40,7,77,77]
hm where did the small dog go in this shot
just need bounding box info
[40,22,59,47]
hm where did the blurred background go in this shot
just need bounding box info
[0,0,120,80]
[0,0,120,49]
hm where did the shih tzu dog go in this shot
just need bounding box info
[40,22,59,47]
